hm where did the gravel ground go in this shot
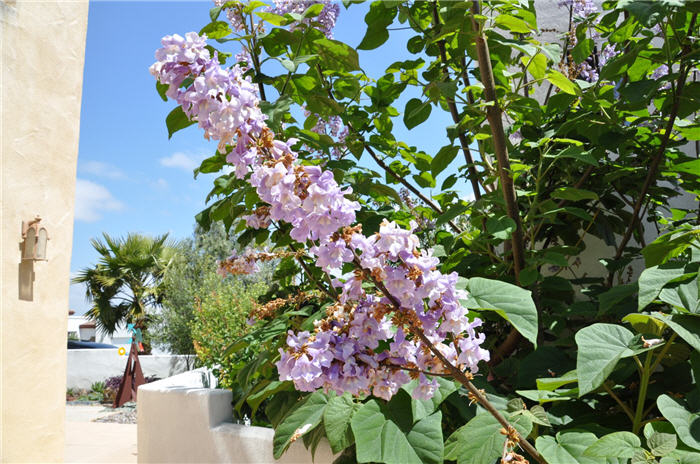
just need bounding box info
[94,410,137,424]
[86,403,137,424]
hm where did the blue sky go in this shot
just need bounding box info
[70,1,466,313]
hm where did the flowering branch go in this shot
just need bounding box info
[353,251,547,464]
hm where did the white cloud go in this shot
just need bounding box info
[151,178,169,191]
[159,152,201,172]
[79,160,126,180]
[74,179,123,222]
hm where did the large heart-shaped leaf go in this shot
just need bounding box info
[575,323,636,395]
[584,431,642,458]
[351,399,443,464]
[536,431,605,464]
[323,393,359,454]
[404,98,432,129]
[657,394,700,451]
[460,277,538,347]
[659,278,699,314]
[273,392,328,459]
[444,413,532,464]
[402,377,458,422]
[651,313,700,352]
[638,262,688,310]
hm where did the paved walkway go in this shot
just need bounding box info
[65,405,137,463]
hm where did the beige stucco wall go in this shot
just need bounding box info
[138,369,337,464]
[1,1,89,461]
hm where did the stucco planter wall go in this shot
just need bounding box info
[137,369,336,464]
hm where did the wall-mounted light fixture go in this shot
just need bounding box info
[21,216,48,261]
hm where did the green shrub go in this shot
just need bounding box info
[191,279,268,390]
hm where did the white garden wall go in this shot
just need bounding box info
[66,349,194,389]
[138,369,336,464]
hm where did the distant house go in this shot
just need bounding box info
[67,313,132,346]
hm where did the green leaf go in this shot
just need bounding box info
[485,216,516,240]
[523,52,547,80]
[651,312,700,351]
[598,283,638,315]
[461,277,538,347]
[536,432,604,464]
[357,1,396,50]
[314,38,360,72]
[156,81,168,102]
[551,187,599,202]
[546,70,579,95]
[436,202,468,227]
[659,278,699,313]
[572,38,595,64]
[246,381,293,418]
[584,431,642,458]
[351,399,443,464]
[657,394,700,451]
[444,413,532,464]
[431,145,459,177]
[199,21,232,40]
[641,228,699,267]
[575,323,635,395]
[536,370,578,391]
[324,394,359,454]
[259,96,293,132]
[639,262,688,310]
[508,400,552,427]
[546,145,598,166]
[165,106,195,139]
[648,432,677,457]
[494,14,532,34]
[517,387,579,403]
[413,172,436,189]
[403,378,458,422]
[404,98,432,129]
[194,152,226,177]
[273,392,328,459]
[622,313,666,337]
[674,160,700,176]
[254,11,292,26]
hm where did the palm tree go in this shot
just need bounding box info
[72,233,176,349]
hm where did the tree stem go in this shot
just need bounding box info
[431,2,483,201]
[632,352,653,434]
[469,0,526,284]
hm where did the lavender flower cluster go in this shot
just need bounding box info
[304,108,349,158]
[150,29,489,401]
[558,0,667,83]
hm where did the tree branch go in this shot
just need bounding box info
[469,0,526,285]
[363,143,463,234]
[432,3,483,201]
